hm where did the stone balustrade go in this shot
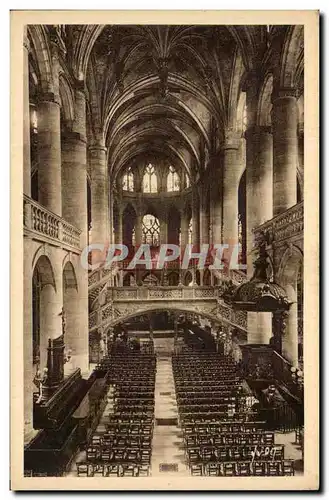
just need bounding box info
[88,285,248,334]
[23,195,81,251]
[253,201,304,245]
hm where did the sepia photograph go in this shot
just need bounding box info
[10,10,319,490]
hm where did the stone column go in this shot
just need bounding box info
[135,210,143,246]
[37,39,62,215]
[61,83,89,374]
[221,132,241,246]
[24,238,34,442]
[89,140,108,249]
[115,205,123,245]
[192,186,200,248]
[180,211,189,247]
[272,88,298,216]
[199,187,210,245]
[282,284,299,366]
[160,219,168,245]
[39,254,63,370]
[246,126,273,345]
[211,176,222,245]
[23,28,31,196]
[37,93,62,215]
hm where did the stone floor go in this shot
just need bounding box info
[151,344,189,476]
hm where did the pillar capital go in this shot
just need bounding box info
[245,124,272,140]
[88,141,107,154]
[37,90,61,107]
[221,130,241,150]
[272,86,299,103]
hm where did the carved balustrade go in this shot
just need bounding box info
[23,195,81,251]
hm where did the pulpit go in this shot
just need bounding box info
[42,335,65,399]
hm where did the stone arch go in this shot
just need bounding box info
[183,270,193,286]
[63,260,78,292]
[32,252,56,290]
[109,305,229,330]
[32,254,58,370]
[277,245,303,287]
[59,73,75,125]
[62,261,80,366]
[277,245,303,366]
[257,73,273,127]
[27,25,54,95]
[236,90,246,135]
[280,25,304,88]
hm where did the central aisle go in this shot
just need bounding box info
[151,338,188,476]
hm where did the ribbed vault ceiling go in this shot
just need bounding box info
[81,25,267,182]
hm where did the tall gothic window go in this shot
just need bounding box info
[142,214,160,246]
[188,218,193,245]
[143,163,157,193]
[167,165,180,192]
[186,174,190,188]
[242,103,247,133]
[122,167,134,192]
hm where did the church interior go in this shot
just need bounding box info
[23,24,304,478]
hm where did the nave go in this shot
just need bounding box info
[65,335,302,479]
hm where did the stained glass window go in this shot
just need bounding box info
[122,167,134,192]
[167,165,180,192]
[142,214,160,246]
[143,163,157,193]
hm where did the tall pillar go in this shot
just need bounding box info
[37,94,62,215]
[108,187,114,245]
[135,211,143,245]
[192,186,200,248]
[180,211,189,247]
[272,88,298,216]
[89,140,108,247]
[115,205,123,245]
[37,38,62,215]
[23,28,31,196]
[160,219,168,245]
[221,132,241,246]
[246,126,273,345]
[200,187,210,245]
[24,238,33,441]
[61,83,89,373]
[39,254,63,370]
[211,176,222,245]
[282,284,299,366]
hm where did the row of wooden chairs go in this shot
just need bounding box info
[77,462,150,477]
[190,460,294,476]
[185,432,275,447]
[86,447,151,464]
[186,444,284,464]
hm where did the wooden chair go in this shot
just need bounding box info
[252,461,266,476]
[190,464,203,476]
[223,462,236,476]
[107,464,121,477]
[267,461,282,476]
[236,462,251,476]
[206,463,220,476]
[76,462,88,477]
[122,464,135,477]
[136,465,150,477]
[282,460,294,476]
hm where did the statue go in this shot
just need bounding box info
[33,367,48,404]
